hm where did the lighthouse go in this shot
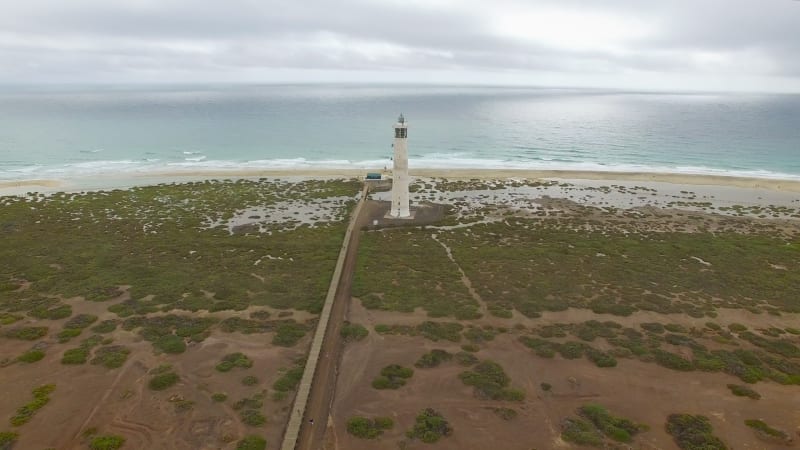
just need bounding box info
[390,114,411,218]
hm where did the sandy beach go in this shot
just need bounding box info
[3,168,800,197]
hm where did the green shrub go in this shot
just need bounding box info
[215,353,253,372]
[406,408,452,443]
[726,384,760,399]
[211,393,227,402]
[9,384,55,427]
[241,376,259,386]
[666,414,727,450]
[64,314,98,329]
[557,341,586,359]
[89,435,126,450]
[57,328,83,342]
[561,418,603,446]
[640,323,665,334]
[62,347,89,365]
[90,346,130,369]
[28,304,72,320]
[240,409,266,426]
[91,320,118,334]
[148,372,179,390]
[236,435,267,450]
[273,364,304,392]
[519,336,557,358]
[652,349,693,371]
[463,326,496,343]
[372,364,413,389]
[0,431,18,447]
[585,348,617,368]
[154,335,186,354]
[17,349,45,363]
[3,326,48,341]
[233,395,263,410]
[0,313,22,325]
[346,416,394,439]
[455,351,478,366]
[340,322,369,342]
[418,321,463,342]
[728,323,747,332]
[272,321,307,347]
[459,360,524,401]
[664,324,688,333]
[578,404,648,443]
[415,349,452,368]
[744,419,790,442]
[541,382,552,391]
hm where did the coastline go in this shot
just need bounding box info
[3,168,800,195]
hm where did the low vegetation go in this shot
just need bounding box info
[458,360,524,401]
[232,393,263,411]
[17,349,45,363]
[240,409,266,427]
[415,349,452,368]
[90,320,118,334]
[340,321,369,342]
[0,431,18,448]
[372,364,413,390]
[561,404,648,446]
[272,321,308,347]
[374,321,463,342]
[353,205,800,320]
[666,414,728,450]
[61,335,104,365]
[90,345,130,369]
[215,353,253,372]
[0,179,359,333]
[346,416,394,439]
[726,384,760,399]
[241,375,259,386]
[89,435,126,450]
[3,326,48,341]
[577,404,648,443]
[406,408,452,443]
[273,361,304,393]
[236,435,267,450]
[10,384,55,427]
[148,371,180,391]
[354,231,480,320]
[744,419,791,444]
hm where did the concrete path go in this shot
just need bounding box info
[280,184,369,450]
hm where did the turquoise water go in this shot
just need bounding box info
[0,84,798,180]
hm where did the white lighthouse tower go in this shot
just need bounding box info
[390,114,411,218]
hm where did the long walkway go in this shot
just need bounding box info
[280,184,369,450]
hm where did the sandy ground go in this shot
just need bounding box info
[329,299,800,450]
[0,295,308,450]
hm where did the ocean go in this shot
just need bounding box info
[0,84,799,181]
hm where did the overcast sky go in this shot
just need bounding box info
[2,0,800,92]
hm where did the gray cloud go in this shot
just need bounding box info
[1,0,799,91]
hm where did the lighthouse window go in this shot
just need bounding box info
[395,128,407,138]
